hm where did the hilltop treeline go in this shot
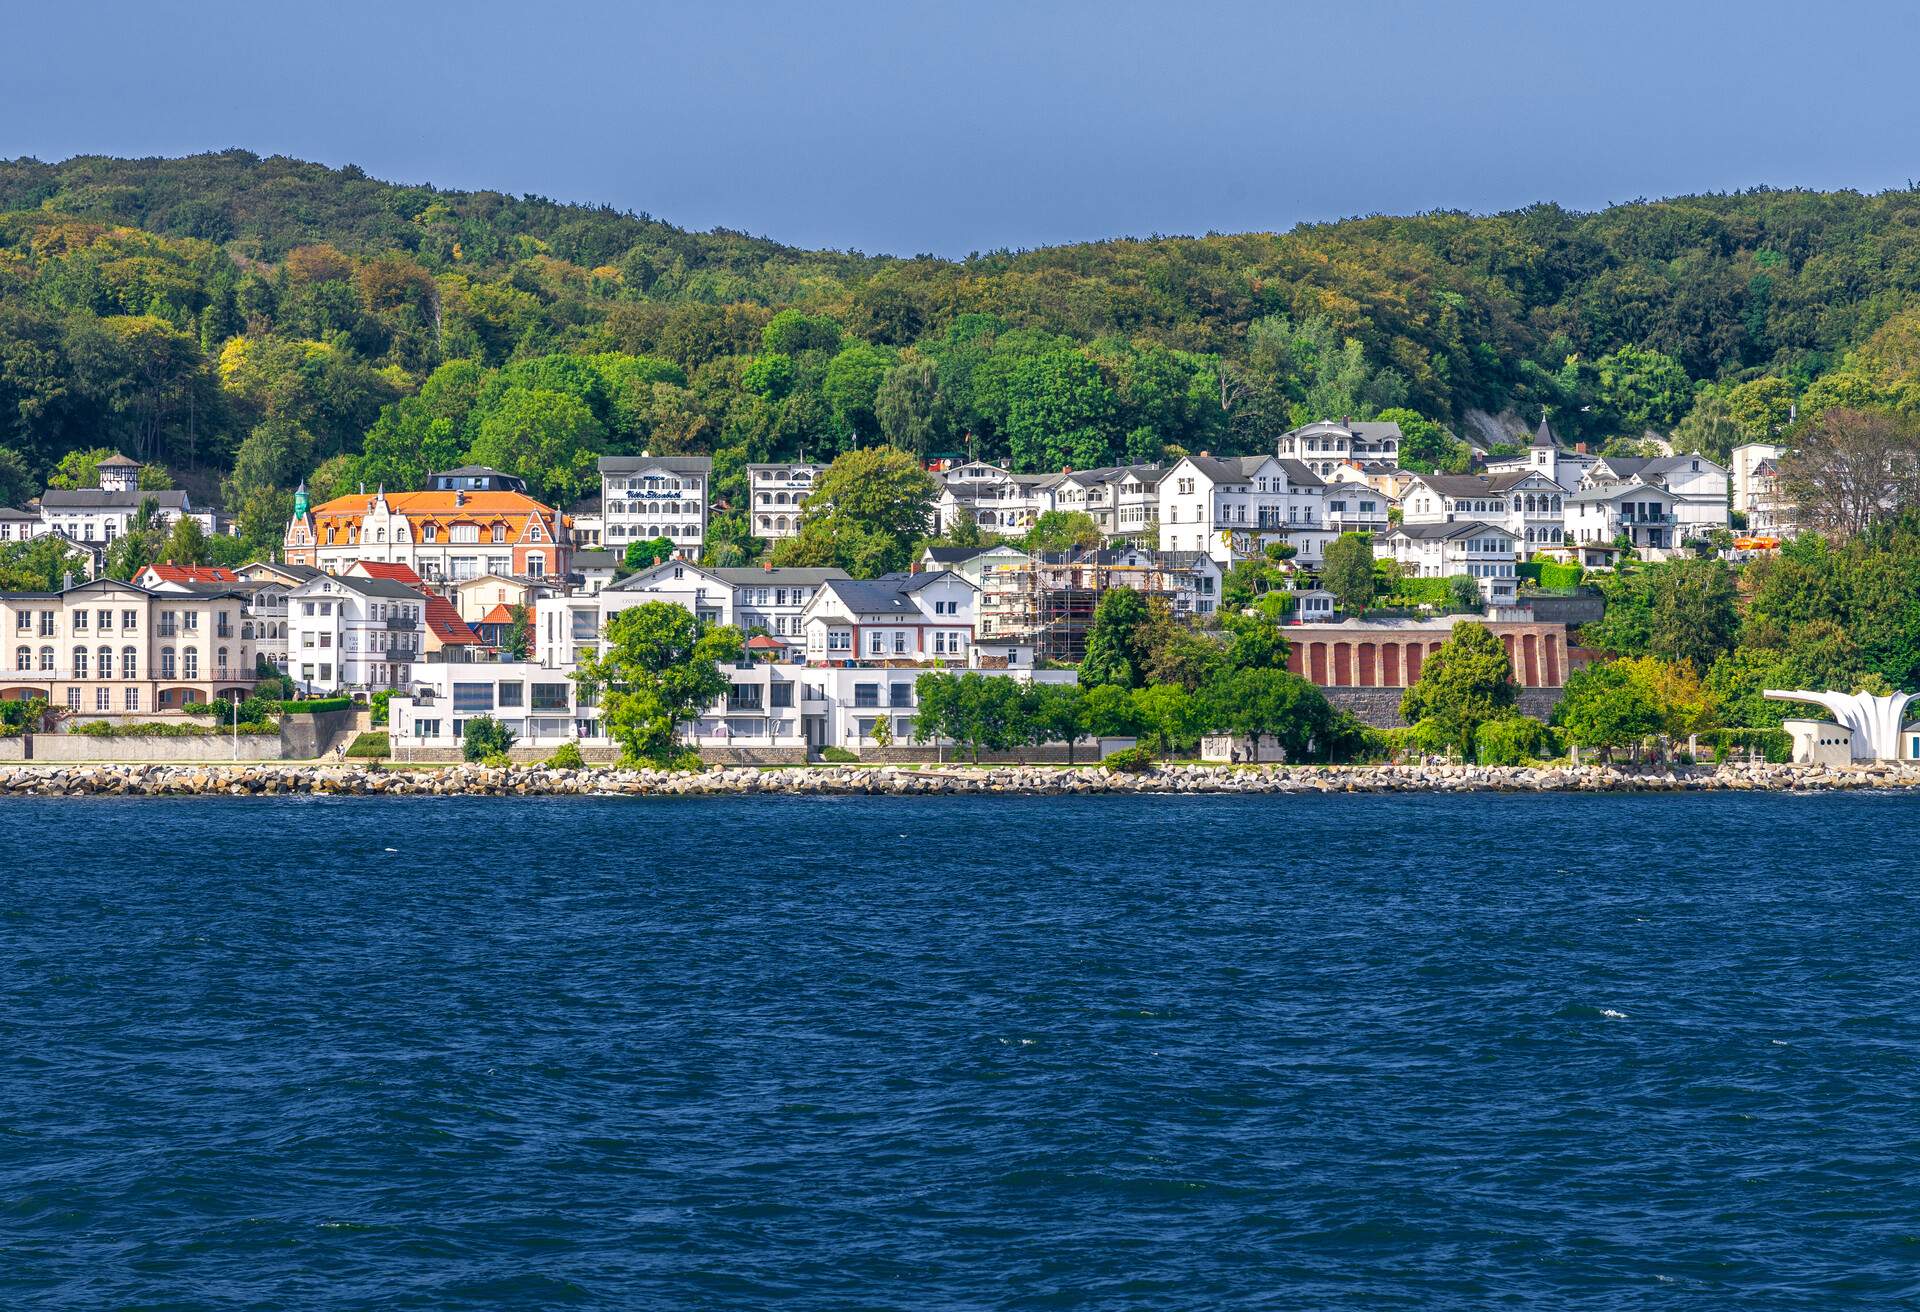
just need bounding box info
[7,151,1920,550]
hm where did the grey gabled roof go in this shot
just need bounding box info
[598,454,713,475]
[708,567,849,587]
[1389,520,1515,542]
[1275,458,1326,488]
[40,489,191,510]
[571,550,618,568]
[1570,480,1673,504]
[1414,474,1496,497]
[302,575,423,600]
[818,569,970,614]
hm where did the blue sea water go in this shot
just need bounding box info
[3,793,1919,1309]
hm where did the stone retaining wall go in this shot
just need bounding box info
[2,760,1914,798]
[0,733,284,763]
[1325,686,1564,727]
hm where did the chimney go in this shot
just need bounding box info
[1198,451,1210,459]
[763,558,772,572]
[455,490,466,508]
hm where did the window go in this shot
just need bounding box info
[769,681,794,709]
[14,611,26,632]
[415,718,441,739]
[854,683,879,708]
[827,630,851,652]
[868,631,885,655]
[498,682,524,708]
[12,646,26,671]
[96,687,109,711]
[183,649,198,679]
[531,683,570,711]
[491,523,506,543]
[72,647,88,679]
[571,610,599,641]
[73,609,88,631]
[893,632,907,654]
[67,687,79,710]
[889,682,912,707]
[726,682,763,712]
[453,683,494,712]
[124,687,139,711]
[97,647,111,679]
[123,647,137,679]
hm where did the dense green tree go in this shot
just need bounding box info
[0,535,89,591]
[1321,532,1377,612]
[1202,668,1334,762]
[1553,662,1664,757]
[1131,683,1201,756]
[465,387,603,504]
[1006,349,1117,473]
[1399,620,1518,755]
[1025,510,1103,554]
[1024,682,1091,761]
[1079,588,1153,688]
[573,601,743,766]
[767,446,935,576]
[1647,558,1739,671]
[462,715,516,762]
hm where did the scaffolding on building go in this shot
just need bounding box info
[980,548,1203,665]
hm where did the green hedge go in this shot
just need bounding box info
[1538,562,1583,590]
[277,696,352,715]
[1516,562,1543,584]
[819,746,859,762]
[72,720,276,738]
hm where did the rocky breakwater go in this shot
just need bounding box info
[3,760,1920,798]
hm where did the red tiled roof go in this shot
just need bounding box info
[143,564,238,583]
[351,560,425,585]
[424,593,481,645]
[476,603,517,626]
[745,634,786,649]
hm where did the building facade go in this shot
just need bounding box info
[1380,522,1521,604]
[284,483,568,582]
[598,454,712,559]
[1275,419,1404,479]
[747,463,820,540]
[1157,454,1331,565]
[1,577,257,714]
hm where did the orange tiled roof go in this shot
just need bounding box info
[311,490,554,517]
[476,603,518,626]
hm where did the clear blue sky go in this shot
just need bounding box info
[8,1,1918,257]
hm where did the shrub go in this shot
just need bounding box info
[1474,715,1558,766]
[462,715,516,762]
[71,720,274,738]
[1102,745,1157,772]
[346,731,390,758]
[479,752,514,768]
[1538,562,1583,590]
[278,696,351,715]
[819,746,859,762]
[370,690,393,727]
[545,741,586,769]
[1703,728,1792,764]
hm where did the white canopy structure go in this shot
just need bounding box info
[1763,689,1918,762]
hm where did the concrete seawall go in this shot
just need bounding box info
[1,761,1916,798]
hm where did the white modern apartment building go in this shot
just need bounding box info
[1275,419,1403,479]
[598,454,712,559]
[747,462,820,540]
[1379,522,1521,604]
[1156,454,1331,566]
[388,654,1075,758]
[1400,472,1569,551]
[285,573,429,693]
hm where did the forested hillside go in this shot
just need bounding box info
[8,150,1920,557]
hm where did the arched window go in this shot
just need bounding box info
[39,646,53,672]
[491,523,506,543]
[123,646,138,679]
[217,647,229,675]
[183,648,199,680]
[160,647,176,679]
[14,646,28,672]
[98,646,112,679]
[72,647,88,679]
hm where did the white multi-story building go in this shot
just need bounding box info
[747,463,821,540]
[1566,480,1682,556]
[1730,443,1788,526]
[801,571,977,667]
[935,462,1064,534]
[285,573,431,694]
[1276,419,1403,479]
[387,657,1076,759]
[1581,453,1730,542]
[1484,414,1598,489]
[230,561,321,674]
[1379,522,1519,605]
[1322,473,1396,536]
[1156,454,1331,565]
[598,454,711,560]
[1048,464,1166,537]
[555,562,849,658]
[35,454,220,545]
[1399,471,1569,552]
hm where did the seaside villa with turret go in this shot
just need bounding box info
[283,467,572,583]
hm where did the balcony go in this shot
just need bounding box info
[384,616,419,630]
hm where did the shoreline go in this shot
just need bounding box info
[2,760,1917,798]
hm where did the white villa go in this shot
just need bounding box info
[747,462,820,540]
[1380,521,1521,604]
[597,454,712,559]
[1156,453,1331,566]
